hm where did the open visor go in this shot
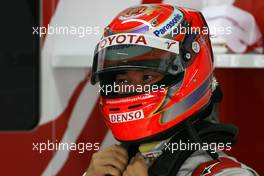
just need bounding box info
[91,33,185,84]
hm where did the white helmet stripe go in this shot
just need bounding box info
[96,33,180,54]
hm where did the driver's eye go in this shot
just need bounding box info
[116,79,129,85]
[143,75,153,81]
[142,74,156,84]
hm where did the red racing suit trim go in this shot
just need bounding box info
[192,157,241,176]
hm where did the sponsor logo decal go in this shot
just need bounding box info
[119,6,147,20]
[153,12,183,37]
[98,34,147,50]
[109,110,144,123]
[97,33,180,54]
[166,41,177,49]
[201,162,220,175]
[121,19,154,30]
[118,5,157,21]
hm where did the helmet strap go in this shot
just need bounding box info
[185,118,220,161]
[148,119,238,176]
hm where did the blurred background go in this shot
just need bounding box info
[0,0,263,175]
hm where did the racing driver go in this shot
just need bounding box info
[85,4,259,176]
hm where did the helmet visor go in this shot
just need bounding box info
[91,33,184,84]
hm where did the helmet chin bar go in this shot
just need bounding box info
[118,82,223,145]
[119,95,214,145]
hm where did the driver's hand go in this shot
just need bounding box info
[85,144,128,176]
[122,153,148,176]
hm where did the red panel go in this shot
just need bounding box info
[215,68,264,175]
[42,0,59,40]
[57,101,108,176]
[0,71,92,176]
[0,123,53,176]
[0,0,60,175]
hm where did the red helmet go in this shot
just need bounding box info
[91,4,214,143]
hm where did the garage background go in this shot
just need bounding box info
[0,0,263,175]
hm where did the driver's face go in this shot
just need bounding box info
[115,70,164,94]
